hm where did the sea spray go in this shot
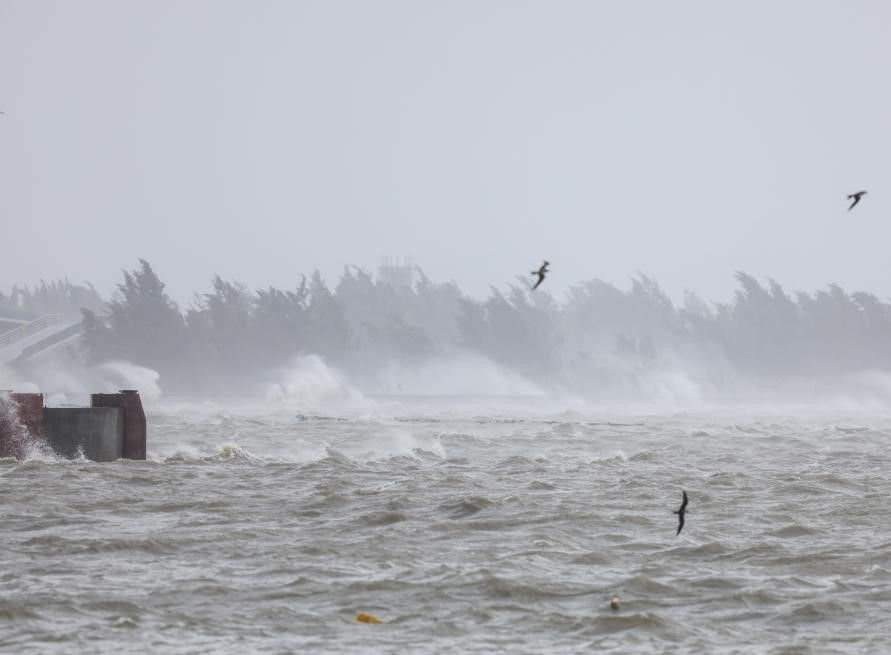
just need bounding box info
[264,354,372,412]
[0,391,32,458]
[8,359,162,407]
[0,365,23,391]
[92,361,162,405]
[377,351,546,396]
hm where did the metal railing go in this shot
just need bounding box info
[14,322,83,362]
[0,314,69,351]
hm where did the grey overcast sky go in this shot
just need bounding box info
[1,1,890,305]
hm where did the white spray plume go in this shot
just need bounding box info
[91,361,162,405]
[264,354,371,412]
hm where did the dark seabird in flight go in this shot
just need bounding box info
[674,490,688,536]
[847,191,867,211]
[531,260,550,290]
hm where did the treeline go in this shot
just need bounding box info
[66,259,891,393]
[0,279,105,320]
[79,260,463,390]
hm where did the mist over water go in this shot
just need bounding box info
[262,355,371,412]
[12,261,891,414]
[5,0,891,649]
[6,277,891,650]
[4,394,891,653]
[8,264,891,653]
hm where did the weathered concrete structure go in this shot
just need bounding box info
[42,407,125,460]
[92,390,147,459]
[11,392,43,442]
[0,390,147,462]
[0,392,40,459]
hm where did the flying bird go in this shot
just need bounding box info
[673,490,688,536]
[847,191,867,211]
[531,260,550,291]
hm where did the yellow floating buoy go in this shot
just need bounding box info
[356,611,383,624]
[610,597,621,610]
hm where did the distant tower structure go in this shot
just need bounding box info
[377,256,415,289]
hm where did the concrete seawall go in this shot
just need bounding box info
[92,391,147,459]
[0,390,147,461]
[43,407,125,460]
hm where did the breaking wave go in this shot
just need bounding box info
[263,355,373,412]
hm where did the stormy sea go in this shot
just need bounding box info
[3,388,891,654]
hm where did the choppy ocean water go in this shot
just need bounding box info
[3,396,891,654]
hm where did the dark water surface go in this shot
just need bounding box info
[3,400,891,653]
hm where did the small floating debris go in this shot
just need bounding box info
[356,611,383,624]
[610,597,621,610]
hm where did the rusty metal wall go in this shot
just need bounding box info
[0,392,43,458]
[91,390,146,460]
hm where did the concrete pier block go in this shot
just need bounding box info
[0,392,43,458]
[11,393,43,438]
[2,389,147,461]
[91,390,146,460]
[42,407,124,461]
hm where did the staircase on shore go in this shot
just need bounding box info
[0,314,83,366]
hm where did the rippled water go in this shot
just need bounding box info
[3,398,891,653]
